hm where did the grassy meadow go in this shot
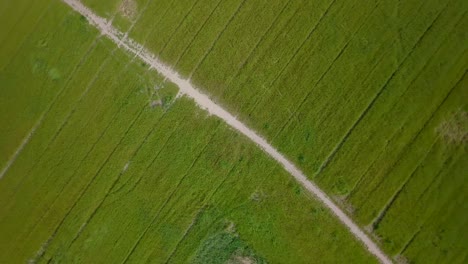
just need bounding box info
[0,0,381,263]
[72,0,468,262]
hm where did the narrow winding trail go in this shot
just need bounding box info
[60,0,392,263]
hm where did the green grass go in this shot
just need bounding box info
[190,229,267,264]
[0,1,377,263]
[116,0,467,262]
[1,0,467,263]
[0,1,96,169]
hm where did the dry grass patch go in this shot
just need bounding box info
[119,0,137,20]
[437,110,468,144]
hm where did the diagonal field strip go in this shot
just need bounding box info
[62,0,392,263]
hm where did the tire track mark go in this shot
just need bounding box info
[395,148,463,257]
[105,111,175,196]
[20,19,143,184]
[59,105,166,250]
[164,162,278,257]
[396,183,465,259]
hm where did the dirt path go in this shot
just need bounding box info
[62,1,392,263]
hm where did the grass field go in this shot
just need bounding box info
[1,0,467,263]
[0,1,377,263]
[75,0,467,262]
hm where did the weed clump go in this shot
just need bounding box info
[437,110,467,144]
[191,229,266,264]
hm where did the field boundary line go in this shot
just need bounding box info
[62,1,392,263]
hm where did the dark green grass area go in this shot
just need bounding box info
[0,0,98,170]
[0,1,377,263]
[190,228,267,264]
[101,0,467,262]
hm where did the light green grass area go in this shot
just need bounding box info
[69,0,468,262]
[0,1,378,263]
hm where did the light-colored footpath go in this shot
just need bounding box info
[58,0,392,263]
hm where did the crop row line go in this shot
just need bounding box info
[0,38,107,227]
[232,4,303,115]
[119,0,153,45]
[63,104,148,252]
[353,8,464,208]
[316,0,451,184]
[0,7,76,180]
[158,141,247,262]
[35,95,152,263]
[369,69,464,230]
[189,0,248,78]
[0,1,52,59]
[247,0,339,117]
[173,0,223,68]
[20,69,151,252]
[120,124,221,264]
[271,0,381,143]
[159,0,202,55]
[395,146,463,257]
[37,45,161,256]
[163,208,205,264]
[108,116,185,202]
[219,0,292,97]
